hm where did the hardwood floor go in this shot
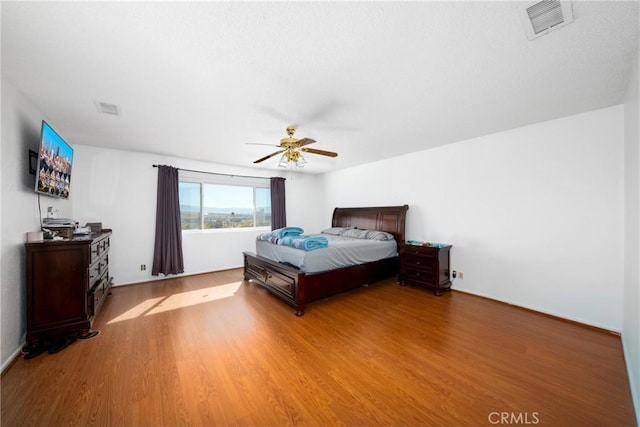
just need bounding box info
[2,269,636,426]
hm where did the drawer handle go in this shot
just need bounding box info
[416,261,421,265]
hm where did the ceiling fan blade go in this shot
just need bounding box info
[253,149,285,164]
[301,147,338,157]
[246,142,281,147]
[297,138,316,147]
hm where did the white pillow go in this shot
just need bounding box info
[341,228,370,239]
[364,230,395,241]
[320,226,354,236]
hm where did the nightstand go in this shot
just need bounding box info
[398,242,452,295]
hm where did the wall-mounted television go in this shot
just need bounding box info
[34,121,74,199]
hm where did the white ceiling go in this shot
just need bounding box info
[2,1,638,174]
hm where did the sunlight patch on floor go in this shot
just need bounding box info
[107,296,166,324]
[107,281,242,324]
[147,282,242,315]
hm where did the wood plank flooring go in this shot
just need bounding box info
[2,269,636,426]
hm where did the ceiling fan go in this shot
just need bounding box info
[250,126,338,168]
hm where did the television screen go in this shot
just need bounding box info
[34,121,74,199]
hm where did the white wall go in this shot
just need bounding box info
[623,48,640,422]
[0,77,73,370]
[71,145,324,285]
[321,106,625,331]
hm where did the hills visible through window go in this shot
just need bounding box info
[179,181,270,230]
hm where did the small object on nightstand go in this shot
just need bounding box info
[428,242,448,248]
[406,240,448,248]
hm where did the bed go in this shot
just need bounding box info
[243,205,408,316]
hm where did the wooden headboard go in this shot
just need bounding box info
[331,205,409,244]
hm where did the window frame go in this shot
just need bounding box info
[178,171,271,232]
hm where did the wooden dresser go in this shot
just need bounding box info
[25,231,112,344]
[398,242,451,295]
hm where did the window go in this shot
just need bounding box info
[178,174,271,230]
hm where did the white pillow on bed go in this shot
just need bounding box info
[321,227,354,236]
[364,230,395,241]
[340,228,369,239]
[340,228,395,241]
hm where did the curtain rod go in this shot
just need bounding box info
[152,164,282,180]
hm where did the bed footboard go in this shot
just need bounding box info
[244,251,399,316]
[243,252,307,316]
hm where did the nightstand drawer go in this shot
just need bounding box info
[401,266,437,283]
[400,247,438,259]
[402,253,437,268]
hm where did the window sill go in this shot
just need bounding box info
[182,226,270,235]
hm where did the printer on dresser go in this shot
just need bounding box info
[24,231,112,349]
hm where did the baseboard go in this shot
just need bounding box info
[1,344,23,376]
[621,337,640,425]
[451,288,621,336]
[114,267,244,287]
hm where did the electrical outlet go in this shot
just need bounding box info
[458,272,464,279]
[140,264,146,271]
[452,270,457,279]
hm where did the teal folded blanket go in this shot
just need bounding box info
[278,235,328,251]
[257,226,304,241]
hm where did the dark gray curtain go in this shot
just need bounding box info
[152,165,184,276]
[270,177,286,230]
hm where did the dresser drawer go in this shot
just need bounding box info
[88,262,100,288]
[99,255,108,277]
[90,241,101,265]
[101,237,110,253]
[89,274,108,316]
[90,236,110,265]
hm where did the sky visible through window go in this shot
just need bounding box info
[180,183,269,212]
[204,185,253,212]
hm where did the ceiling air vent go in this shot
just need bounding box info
[96,101,121,116]
[520,0,573,40]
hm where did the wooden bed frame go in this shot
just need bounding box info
[243,205,408,316]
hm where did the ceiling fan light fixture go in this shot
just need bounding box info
[278,154,289,168]
[295,154,307,168]
[251,126,338,167]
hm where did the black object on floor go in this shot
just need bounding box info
[22,331,92,359]
[48,335,77,354]
[22,340,48,360]
[77,330,100,340]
